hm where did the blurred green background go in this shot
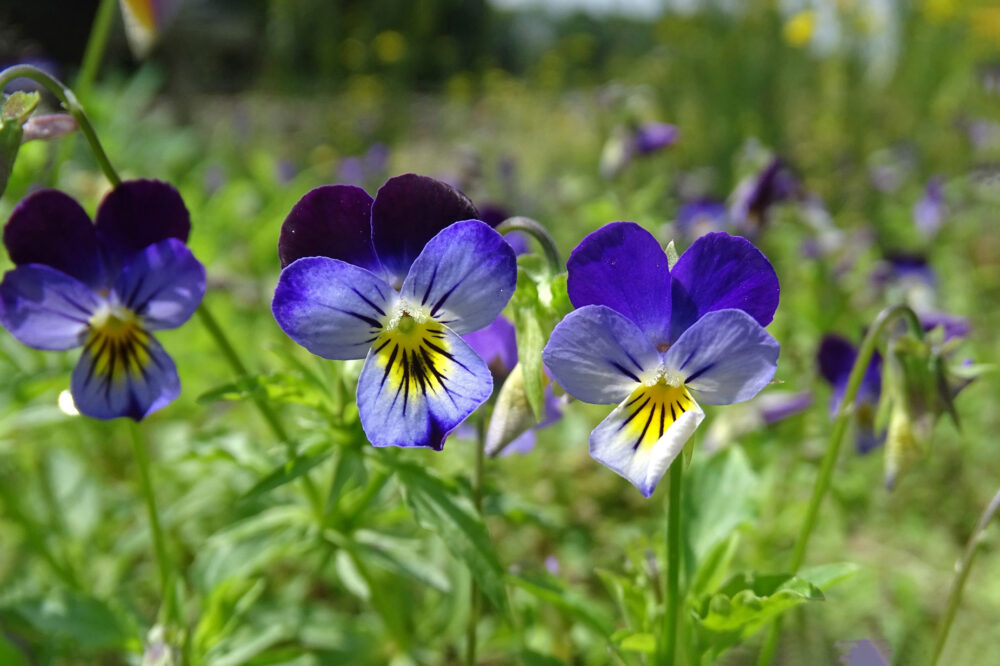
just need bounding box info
[0,0,999,664]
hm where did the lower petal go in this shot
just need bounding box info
[356,320,492,450]
[590,383,705,497]
[70,324,179,420]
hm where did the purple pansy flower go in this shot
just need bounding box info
[729,157,799,233]
[462,315,562,456]
[542,225,780,496]
[913,177,944,237]
[632,122,678,155]
[272,174,517,450]
[0,180,206,420]
[817,334,884,454]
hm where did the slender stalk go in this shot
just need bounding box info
[758,304,923,665]
[663,460,684,665]
[0,65,121,187]
[195,304,322,513]
[76,0,118,101]
[496,216,563,274]
[129,422,176,625]
[466,411,487,666]
[930,488,1000,665]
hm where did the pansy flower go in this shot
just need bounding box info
[0,180,205,420]
[542,225,780,496]
[729,157,799,233]
[272,174,517,450]
[818,334,884,454]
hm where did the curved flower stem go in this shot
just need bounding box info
[466,410,487,666]
[195,304,322,514]
[930,487,1000,665]
[0,65,121,187]
[758,304,923,665]
[663,460,684,665]
[129,422,177,626]
[496,216,563,274]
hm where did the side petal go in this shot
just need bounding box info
[272,256,396,360]
[71,327,179,420]
[356,321,492,450]
[669,231,779,341]
[113,238,206,331]
[566,222,672,347]
[277,185,383,273]
[3,189,105,287]
[663,309,779,405]
[399,220,517,335]
[591,386,705,497]
[542,305,660,405]
[0,264,101,350]
[371,174,479,285]
[95,180,190,270]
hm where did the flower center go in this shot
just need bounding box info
[620,378,695,451]
[83,305,152,385]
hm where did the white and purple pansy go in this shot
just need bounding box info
[542,224,780,497]
[272,174,517,451]
[0,180,206,420]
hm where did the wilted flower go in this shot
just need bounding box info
[543,226,780,496]
[272,174,517,450]
[0,181,205,420]
[463,315,562,456]
[817,335,884,454]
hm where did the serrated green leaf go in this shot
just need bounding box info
[392,461,509,617]
[239,448,332,504]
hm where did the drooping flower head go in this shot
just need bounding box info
[542,225,780,496]
[0,180,206,420]
[729,157,799,234]
[272,174,517,450]
[817,334,884,454]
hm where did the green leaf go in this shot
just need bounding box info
[684,448,758,562]
[392,461,509,617]
[239,448,332,504]
[617,631,657,653]
[519,648,566,666]
[511,268,547,420]
[0,589,140,652]
[595,567,651,632]
[798,562,860,590]
[509,573,615,638]
[1,92,40,124]
[691,571,825,659]
[353,529,451,592]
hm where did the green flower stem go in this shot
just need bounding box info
[0,65,121,187]
[930,487,1000,665]
[195,304,322,514]
[76,0,118,101]
[496,216,564,274]
[466,410,487,666]
[663,460,684,665]
[758,303,923,666]
[129,422,177,625]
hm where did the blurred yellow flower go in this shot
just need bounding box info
[374,31,407,65]
[784,10,816,48]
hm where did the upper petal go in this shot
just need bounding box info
[399,220,517,335]
[542,305,660,405]
[371,174,479,285]
[3,189,105,288]
[663,309,779,405]
[669,231,779,341]
[95,180,190,270]
[567,222,672,347]
[590,386,705,497]
[277,185,383,273]
[272,256,396,360]
[356,321,492,450]
[71,326,179,420]
[112,238,206,331]
[0,264,102,350]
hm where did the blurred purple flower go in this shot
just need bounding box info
[818,335,884,454]
[729,158,800,234]
[913,178,945,236]
[633,122,678,155]
[477,204,529,255]
[675,200,730,239]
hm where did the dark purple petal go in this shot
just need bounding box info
[3,189,105,287]
[95,180,190,270]
[463,315,518,378]
[0,264,102,350]
[567,222,672,348]
[729,158,798,229]
[277,185,382,272]
[921,311,970,342]
[817,333,882,417]
[370,174,479,285]
[669,231,779,341]
[113,238,206,331]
